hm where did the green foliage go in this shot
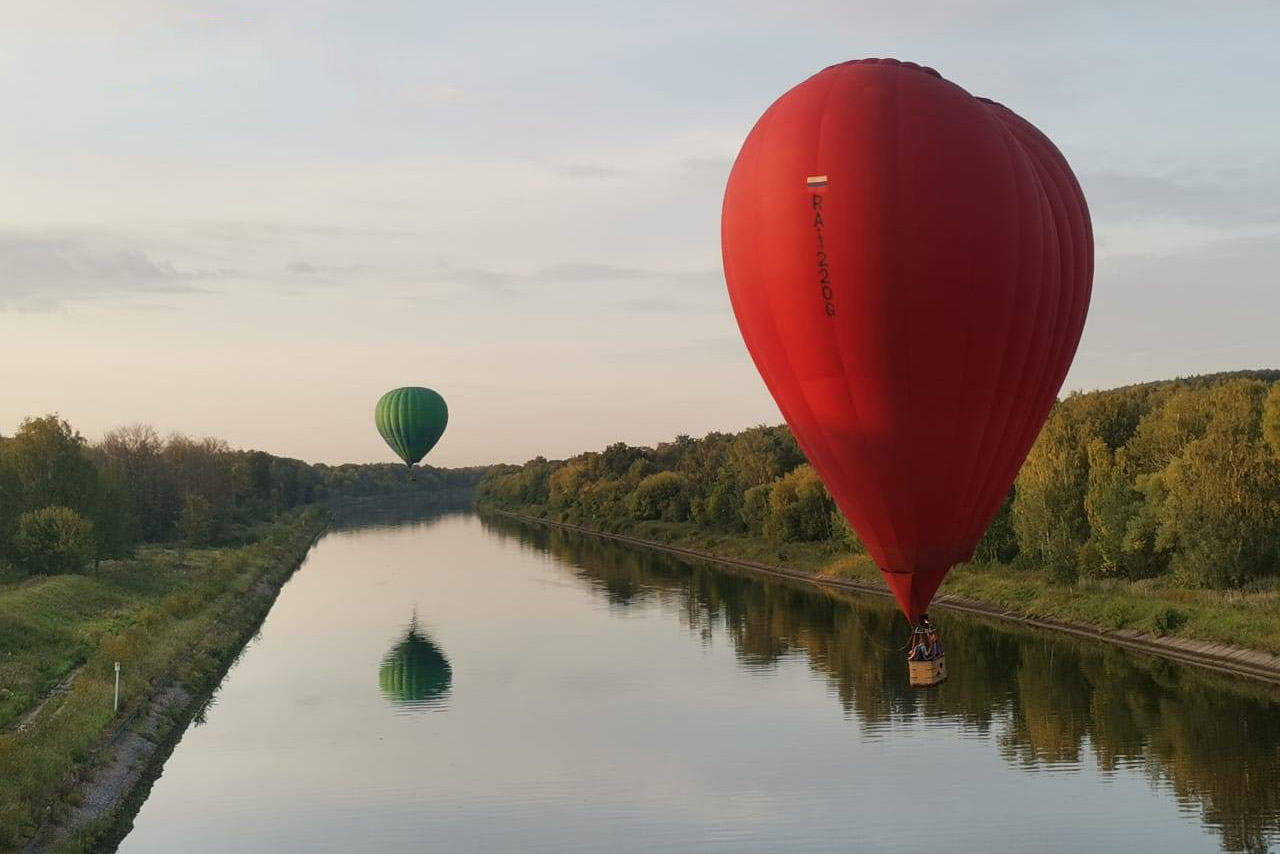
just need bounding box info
[628,471,691,522]
[972,489,1017,564]
[763,464,834,542]
[178,494,217,547]
[4,416,98,516]
[830,508,865,553]
[478,370,1280,594]
[0,414,478,571]
[1264,384,1280,459]
[741,483,772,535]
[90,466,137,561]
[1139,383,1280,587]
[13,507,95,576]
[0,512,327,851]
[1011,405,1090,582]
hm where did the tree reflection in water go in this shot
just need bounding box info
[482,513,1280,854]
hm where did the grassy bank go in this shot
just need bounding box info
[494,505,1280,657]
[0,509,328,853]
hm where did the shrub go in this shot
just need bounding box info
[1149,606,1188,637]
[764,464,835,542]
[13,506,95,575]
[627,472,691,522]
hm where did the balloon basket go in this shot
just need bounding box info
[908,654,947,687]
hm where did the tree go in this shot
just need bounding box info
[178,494,217,547]
[972,488,1017,564]
[600,442,647,478]
[98,424,179,541]
[549,460,593,510]
[230,450,273,510]
[628,472,691,522]
[1079,440,1161,579]
[13,506,95,575]
[703,468,745,531]
[4,415,98,516]
[1140,384,1280,587]
[1264,383,1280,459]
[726,426,803,490]
[91,466,137,561]
[1012,405,1091,581]
[763,464,835,542]
[741,483,772,535]
[0,446,21,560]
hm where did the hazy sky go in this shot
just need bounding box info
[1,1,1276,467]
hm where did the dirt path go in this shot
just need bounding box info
[492,510,1280,687]
[10,668,82,735]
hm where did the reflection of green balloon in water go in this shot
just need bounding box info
[374,387,448,468]
[378,619,452,709]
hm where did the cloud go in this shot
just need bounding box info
[1083,165,1280,228]
[425,260,720,298]
[681,155,733,180]
[551,162,629,179]
[430,262,519,295]
[1078,230,1279,374]
[539,262,653,281]
[418,84,465,103]
[0,232,217,310]
[285,260,362,275]
[191,222,418,240]
[616,297,706,312]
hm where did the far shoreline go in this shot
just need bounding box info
[485,508,1280,688]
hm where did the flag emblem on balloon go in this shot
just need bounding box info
[806,175,829,188]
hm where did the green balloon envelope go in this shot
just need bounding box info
[375,387,448,467]
[378,624,452,708]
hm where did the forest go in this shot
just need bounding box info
[478,371,1280,591]
[0,416,478,578]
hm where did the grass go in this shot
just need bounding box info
[497,505,1280,657]
[0,509,328,853]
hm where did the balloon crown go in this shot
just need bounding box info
[823,57,942,79]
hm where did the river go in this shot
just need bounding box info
[113,505,1280,854]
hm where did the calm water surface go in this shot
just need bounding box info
[116,506,1280,854]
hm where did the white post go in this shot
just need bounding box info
[114,661,121,713]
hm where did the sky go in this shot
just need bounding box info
[0,1,1277,468]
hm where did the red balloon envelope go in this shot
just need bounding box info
[721,59,1092,624]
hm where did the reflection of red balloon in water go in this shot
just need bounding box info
[721,59,1092,624]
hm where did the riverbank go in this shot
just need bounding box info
[0,509,329,854]
[485,508,1280,686]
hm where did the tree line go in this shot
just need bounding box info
[0,415,479,576]
[478,371,1280,590]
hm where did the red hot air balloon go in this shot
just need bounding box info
[721,59,1092,627]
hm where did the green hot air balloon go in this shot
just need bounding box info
[379,617,452,710]
[375,387,448,476]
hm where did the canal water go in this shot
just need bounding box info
[115,506,1280,854]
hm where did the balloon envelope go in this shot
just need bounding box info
[379,622,452,709]
[721,59,1092,623]
[375,387,448,467]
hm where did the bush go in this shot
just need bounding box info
[830,510,864,553]
[178,494,217,547]
[1149,606,1188,637]
[627,472,691,522]
[13,506,95,575]
[741,483,771,535]
[764,464,835,542]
